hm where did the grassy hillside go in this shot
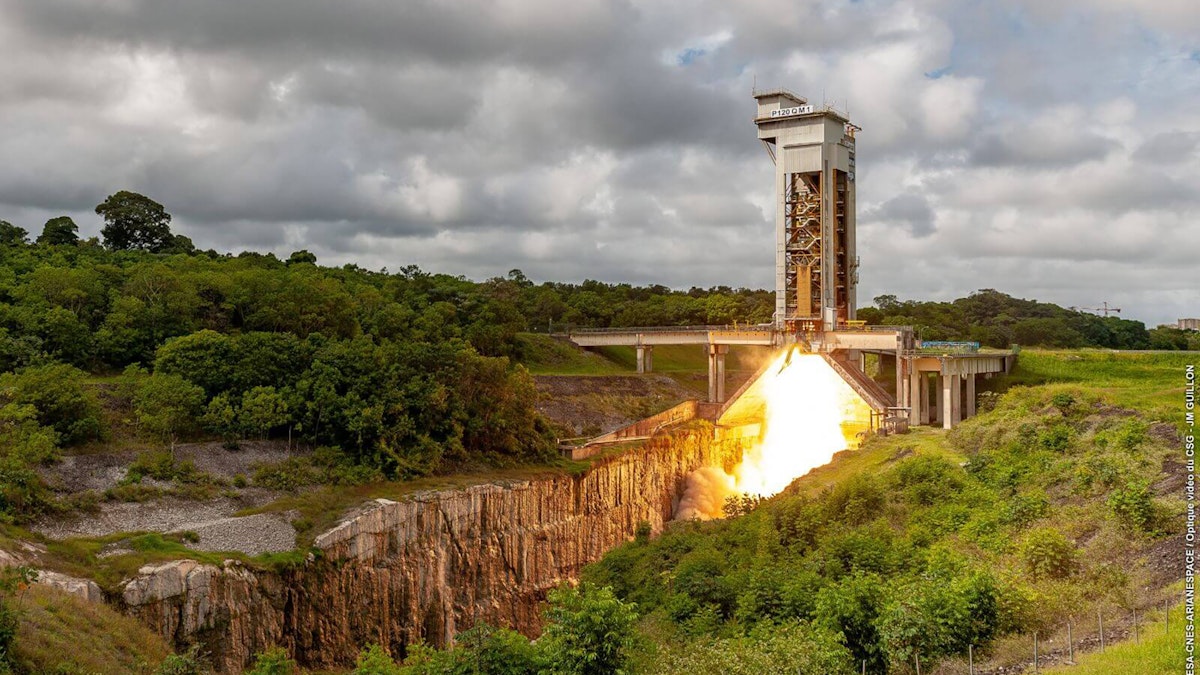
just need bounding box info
[989,349,1193,426]
[582,351,1185,674]
[514,333,626,375]
[12,583,172,673]
[1041,602,1184,674]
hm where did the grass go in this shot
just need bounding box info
[782,426,962,500]
[1041,603,1185,674]
[11,582,171,674]
[989,349,1194,428]
[515,333,626,375]
[593,344,772,374]
[40,531,235,591]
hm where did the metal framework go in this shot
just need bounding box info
[784,172,823,321]
[782,170,851,326]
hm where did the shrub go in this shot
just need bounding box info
[252,458,316,492]
[538,583,638,675]
[649,621,855,675]
[154,645,207,675]
[814,573,886,672]
[1021,528,1076,580]
[134,374,204,448]
[1037,424,1073,452]
[244,647,296,675]
[1050,392,1075,412]
[1107,480,1157,533]
[892,456,963,506]
[351,644,399,675]
[999,492,1049,527]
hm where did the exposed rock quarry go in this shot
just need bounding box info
[120,424,743,673]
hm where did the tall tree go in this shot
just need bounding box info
[37,216,79,246]
[0,221,28,247]
[95,191,174,252]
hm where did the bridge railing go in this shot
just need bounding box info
[560,324,775,334]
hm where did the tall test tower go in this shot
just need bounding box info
[753,90,859,335]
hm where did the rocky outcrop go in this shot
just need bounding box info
[38,570,105,604]
[120,424,740,673]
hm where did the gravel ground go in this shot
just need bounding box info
[31,485,282,538]
[34,441,310,556]
[40,440,303,493]
[169,511,298,555]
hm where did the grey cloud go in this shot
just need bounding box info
[866,194,937,238]
[970,130,1117,168]
[0,0,1197,327]
[1133,131,1200,164]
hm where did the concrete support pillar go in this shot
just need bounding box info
[707,344,728,403]
[920,374,932,426]
[965,374,976,418]
[908,362,922,425]
[896,354,906,410]
[935,374,944,425]
[942,374,963,430]
[634,345,653,373]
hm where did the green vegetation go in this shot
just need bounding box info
[1,191,1191,672]
[1041,604,1184,674]
[330,583,637,675]
[858,289,1194,349]
[512,334,625,375]
[988,349,1194,425]
[0,195,777,516]
[245,647,300,675]
[578,382,1180,674]
[10,582,172,674]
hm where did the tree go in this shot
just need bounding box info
[538,583,638,675]
[0,221,27,247]
[134,373,204,451]
[0,364,103,446]
[95,191,174,252]
[239,386,288,440]
[200,393,240,442]
[37,216,79,246]
[38,307,93,366]
[287,249,317,265]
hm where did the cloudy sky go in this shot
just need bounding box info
[1,0,1197,326]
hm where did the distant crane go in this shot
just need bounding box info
[1070,302,1122,317]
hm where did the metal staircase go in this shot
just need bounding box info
[821,351,895,413]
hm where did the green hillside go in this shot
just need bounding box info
[580,352,1185,674]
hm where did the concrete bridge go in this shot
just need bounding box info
[564,326,1013,430]
[567,326,777,404]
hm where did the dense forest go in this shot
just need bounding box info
[0,193,774,524]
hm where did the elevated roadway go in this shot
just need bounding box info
[563,325,1014,430]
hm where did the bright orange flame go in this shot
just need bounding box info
[676,351,872,519]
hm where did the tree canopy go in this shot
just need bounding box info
[856,288,1162,349]
[37,217,79,246]
[96,190,175,252]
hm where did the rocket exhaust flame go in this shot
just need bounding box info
[675,351,872,520]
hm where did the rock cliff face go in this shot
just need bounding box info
[121,425,740,673]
